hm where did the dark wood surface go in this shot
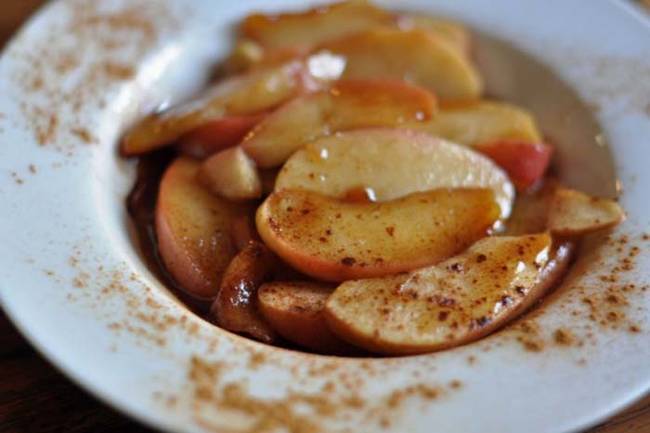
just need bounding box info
[0,2,648,433]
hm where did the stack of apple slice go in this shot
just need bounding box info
[123,0,626,355]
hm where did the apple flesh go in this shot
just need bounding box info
[121,59,332,156]
[318,28,482,101]
[199,147,262,201]
[409,100,542,148]
[257,281,354,353]
[241,79,436,168]
[547,187,625,236]
[240,0,393,51]
[256,188,500,282]
[212,241,278,343]
[275,128,514,219]
[396,14,470,56]
[324,233,553,354]
[155,157,250,298]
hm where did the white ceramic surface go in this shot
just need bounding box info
[0,1,649,432]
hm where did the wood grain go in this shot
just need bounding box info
[0,2,648,433]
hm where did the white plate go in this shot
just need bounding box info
[1,1,649,432]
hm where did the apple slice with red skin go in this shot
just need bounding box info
[257,281,356,354]
[212,241,278,343]
[242,79,437,168]
[256,188,499,282]
[476,140,553,191]
[121,58,334,156]
[179,113,266,159]
[324,233,554,354]
[155,157,250,298]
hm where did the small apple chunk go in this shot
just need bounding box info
[242,80,437,168]
[212,241,277,343]
[240,1,393,51]
[256,188,500,282]
[121,59,329,156]
[199,147,262,201]
[324,233,552,354]
[318,28,482,101]
[477,141,553,191]
[257,281,354,353]
[275,129,514,219]
[155,157,249,298]
[547,187,625,236]
[179,113,266,158]
[409,100,542,147]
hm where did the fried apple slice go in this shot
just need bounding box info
[178,113,266,158]
[504,180,558,235]
[121,58,334,156]
[242,80,436,168]
[212,241,277,343]
[409,100,542,147]
[275,129,514,219]
[199,147,262,201]
[240,1,393,51]
[476,141,553,191]
[396,14,470,55]
[258,281,354,353]
[155,157,249,298]
[256,188,499,282]
[324,234,552,354]
[319,28,481,101]
[547,187,625,236]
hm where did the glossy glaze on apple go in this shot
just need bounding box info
[123,1,625,356]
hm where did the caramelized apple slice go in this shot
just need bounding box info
[396,14,470,55]
[179,113,266,158]
[199,147,262,201]
[319,28,481,101]
[212,241,277,343]
[275,129,514,219]
[504,180,558,235]
[409,100,542,147]
[258,281,354,353]
[324,234,552,354]
[155,157,249,298]
[121,59,331,156]
[477,141,553,191]
[547,187,625,236]
[242,80,436,168]
[240,1,393,51]
[256,188,499,282]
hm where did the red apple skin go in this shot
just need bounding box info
[155,157,249,299]
[179,113,267,158]
[476,140,553,191]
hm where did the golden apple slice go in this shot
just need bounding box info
[275,128,514,219]
[155,157,249,298]
[121,58,332,156]
[257,281,355,353]
[212,241,277,343]
[319,28,482,101]
[240,1,394,51]
[324,233,552,354]
[256,188,499,282]
[409,100,542,147]
[547,187,625,236]
[199,147,262,201]
[242,80,437,168]
[396,14,470,55]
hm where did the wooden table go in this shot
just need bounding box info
[1,2,649,433]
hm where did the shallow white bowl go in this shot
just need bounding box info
[1,1,649,432]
